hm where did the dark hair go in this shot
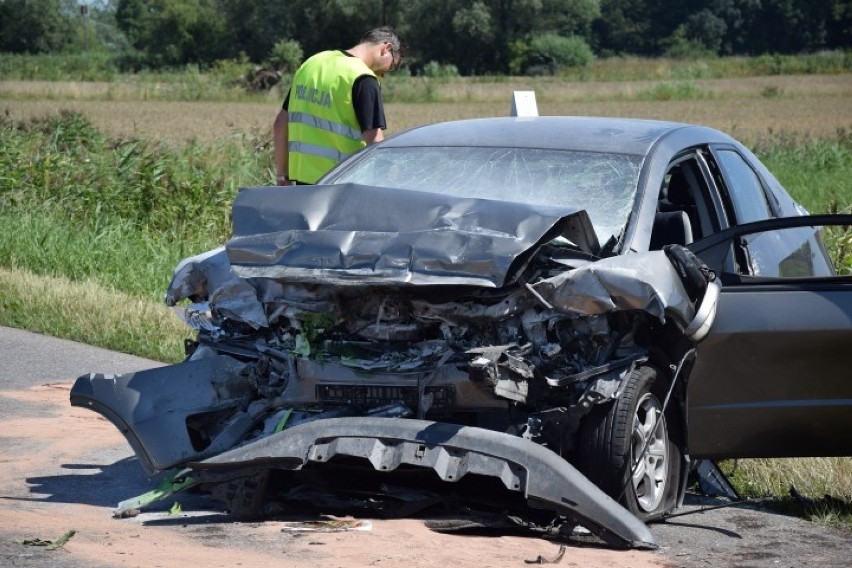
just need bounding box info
[361,26,404,57]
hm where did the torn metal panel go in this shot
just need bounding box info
[208,279,269,329]
[225,184,599,287]
[165,246,232,306]
[70,355,253,475]
[186,417,658,549]
[533,250,696,324]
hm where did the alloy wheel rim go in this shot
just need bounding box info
[630,393,668,512]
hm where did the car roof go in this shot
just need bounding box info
[381,116,732,156]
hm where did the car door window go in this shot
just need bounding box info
[651,155,723,250]
[740,227,835,277]
[716,150,774,224]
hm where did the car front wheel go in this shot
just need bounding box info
[577,365,681,521]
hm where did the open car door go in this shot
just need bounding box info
[685,215,852,459]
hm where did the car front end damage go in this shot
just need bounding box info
[71,184,718,549]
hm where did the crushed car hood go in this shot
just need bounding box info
[225,183,600,288]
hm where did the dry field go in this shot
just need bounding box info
[1,73,850,144]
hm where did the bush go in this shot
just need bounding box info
[269,39,303,73]
[662,27,718,60]
[0,111,262,244]
[636,81,711,101]
[208,55,258,90]
[0,52,120,80]
[514,34,594,76]
[421,61,460,78]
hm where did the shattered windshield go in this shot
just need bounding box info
[329,146,642,244]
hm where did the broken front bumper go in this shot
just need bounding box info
[184,416,658,549]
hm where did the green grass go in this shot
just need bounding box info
[0,266,187,362]
[0,52,121,81]
[0,110,259,304]
[722,458,852,526]
[632,80,712,101]
[1,111,265,244]
[754,129,852,214]
[556,50,852,81]
[0,208,211,299]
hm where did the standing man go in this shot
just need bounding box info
[273,27,404,186]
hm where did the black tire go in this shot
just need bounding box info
[577,365,681,521]
[210,470,271,520]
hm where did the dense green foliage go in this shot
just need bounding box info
[0,51,123,80]
[0,0,75,53]
[595,0,851,57]
[0,112,267,297]
[512,33,596,75]
[1,0,850,75]
[1,112,244,239]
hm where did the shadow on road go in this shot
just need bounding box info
[4,457,180,510]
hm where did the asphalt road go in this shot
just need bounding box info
[1,326,849,567]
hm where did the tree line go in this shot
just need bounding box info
[1,0,850,75]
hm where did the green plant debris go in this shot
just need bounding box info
[293,334,311,357]
[22,529,77,550]
[169,502,183,515]
[115,470,196,517]
[274,409,293,433]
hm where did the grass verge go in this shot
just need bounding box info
[0,266,186,363]
[0,207,216,300]
[723,458,852,526]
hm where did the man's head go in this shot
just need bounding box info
[358,26,404,74]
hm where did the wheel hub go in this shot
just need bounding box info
[630,393,668,512]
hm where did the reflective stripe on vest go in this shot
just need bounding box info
[288,140,352,163]
[288,111,362,143]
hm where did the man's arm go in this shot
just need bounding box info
[272,107,291,185]
[352,76,386,146]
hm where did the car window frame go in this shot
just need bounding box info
[702,144,789,276]
[689,214,852,282]
[662,150,732,237]
[708,145,781,224]
[658,147,739,274]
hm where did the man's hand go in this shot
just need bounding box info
[363,127,384,145]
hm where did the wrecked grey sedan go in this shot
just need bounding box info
[71,117,852,549]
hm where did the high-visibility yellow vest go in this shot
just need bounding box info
[288,51,375,183]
